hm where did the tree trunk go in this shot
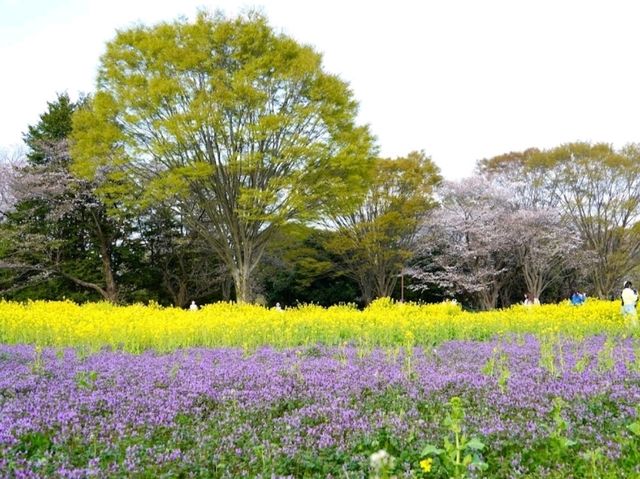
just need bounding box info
[374,270,398,300]
[477,288,499,310]
[358,274,374,306]
[591,259,612,299]
[232,262,254,303]
[221,276,233,301]
[101,257,117,302]
[89,209,118,303]
[523,268,543,302]
[99,242,118,303]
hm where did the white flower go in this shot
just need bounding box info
[370,449,396,473]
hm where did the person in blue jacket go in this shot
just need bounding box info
[570,291,586,305]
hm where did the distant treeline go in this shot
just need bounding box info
[1,12,639,309]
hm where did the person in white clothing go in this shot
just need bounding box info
[621,281,638,326]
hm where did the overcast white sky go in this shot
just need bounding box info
[1,0,639,178]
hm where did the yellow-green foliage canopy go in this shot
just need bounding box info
[71,11,375,302]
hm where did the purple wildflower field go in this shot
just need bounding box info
[1,336,639,478]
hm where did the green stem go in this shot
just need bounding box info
[455,431,461,478]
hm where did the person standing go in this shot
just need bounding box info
[621,281,638,327]
[524,293,533,306]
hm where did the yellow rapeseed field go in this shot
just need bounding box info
[0,298,633,352]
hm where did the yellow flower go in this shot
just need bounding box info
[420,457,432,473]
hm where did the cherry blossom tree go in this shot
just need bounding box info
[410,176,586,308]
[507,208,583,300]
[409,177,517,310]
[0,147,24,218]
[479,142,640,298]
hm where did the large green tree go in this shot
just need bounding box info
[72,11,374,302]
[328,151,441,304]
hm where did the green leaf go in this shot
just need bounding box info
[466,437,485,451]
[627,422,640,436]
[443,437,453,450]
[420,444,444,456]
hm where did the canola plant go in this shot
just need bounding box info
[0,298,631,352]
